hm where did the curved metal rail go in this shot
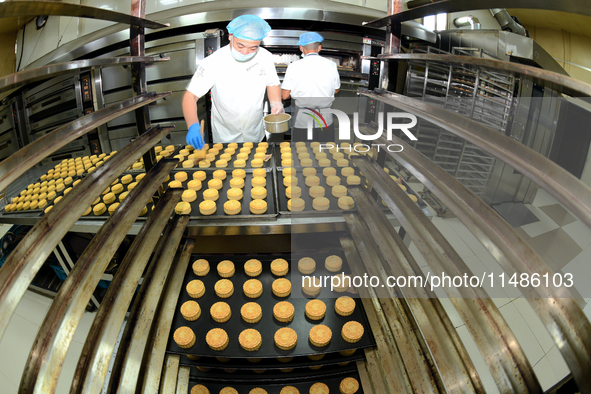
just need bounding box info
[364,53,591,97]
[0,1,168,29]
[18,159,178,394]
[363,0,591,27]
[344,216,440,393]
[352,159,541,392]
[341,236,414,393]
[347,186,485,393]
[139,238,195,393]
[0,56,168,94]
[0,124,173,343]
[70,188,183,394]
[0,91,171,193]
[374,134,591,390]
[107,213,190,393]
[361,89,591,231]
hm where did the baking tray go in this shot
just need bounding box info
[163,169,277,220]
[171,142,273,169]
[3,175,85,216]
[166,253,375,360]
[76,173,155,220]
[188,366,364,393]
[273,143,342,168]
[124,144,183,172]
[276,166,425,215]
[178,349,365,370]
[276,167,362,216]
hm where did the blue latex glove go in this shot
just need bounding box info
[187,123,204,150]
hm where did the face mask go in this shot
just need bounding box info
[230,40,258,62]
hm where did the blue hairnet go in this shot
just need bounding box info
[297,32,324,46]
[227,15,271,41]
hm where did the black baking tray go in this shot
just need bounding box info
[276,166,425,215]
[3,175,85,216]
[188,366,364,393]
[178,349,365,370]
[276,167,362,215]
[171,142,273,169]
[166,252,375,360]
[163,168,277,219]
[77,173,154,220]
[273,143,344,168]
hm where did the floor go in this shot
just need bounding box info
[0,186,590,393]
[408,186,591,393]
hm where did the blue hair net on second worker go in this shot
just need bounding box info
[297,32,324,46]
[227,15,272,41]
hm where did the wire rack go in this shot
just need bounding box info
[403,46,515,197]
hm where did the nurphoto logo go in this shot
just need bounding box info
[303,109,418,153]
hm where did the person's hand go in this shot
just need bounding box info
[187,123,204,150]
[270,101,284,114]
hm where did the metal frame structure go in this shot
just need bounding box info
[351,1,591,392]
[0,1,590,393]
[0,3,189,393]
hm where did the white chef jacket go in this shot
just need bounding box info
[281,53,341,128]
[186,45,280,143]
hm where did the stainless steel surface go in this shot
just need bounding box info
[370,53,588,96]
[104,84,190,128]
[140,239,194,394]
[0,0,167,31]
[362,89,591,230]
[401,46,516,200]
[160,355,180,394]
[376,135,591,390]
[401,20,437,44]
[344,212,440,393]
[0,124,173,343]
[130,0,156,175]
[490,9,527,36]
[363,0,591,28]
[175,366,190,394]
[341,236,414,393]
[18,159,177,394]
[0,97,25,161]
[356,361,375,394]
[108,214,189,393]
[0,57,167,94]
[52,241,100,310]
[363,348,389,393]
[23,74,84,136]
[353,157,541,392]
[101,52,193,92]
[348,186,484,393]
[70,188,182,394]
[437,30,566,75]
[264,114,291,134]
[25,0,386,68]
[0,91,170,193]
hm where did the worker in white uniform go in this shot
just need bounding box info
[182,15,284,148]
[281,32,340,142]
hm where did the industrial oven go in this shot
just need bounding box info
[0,1,590,393]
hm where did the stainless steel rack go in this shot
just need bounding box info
[403,45,515,197]
[0,0,590,393]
